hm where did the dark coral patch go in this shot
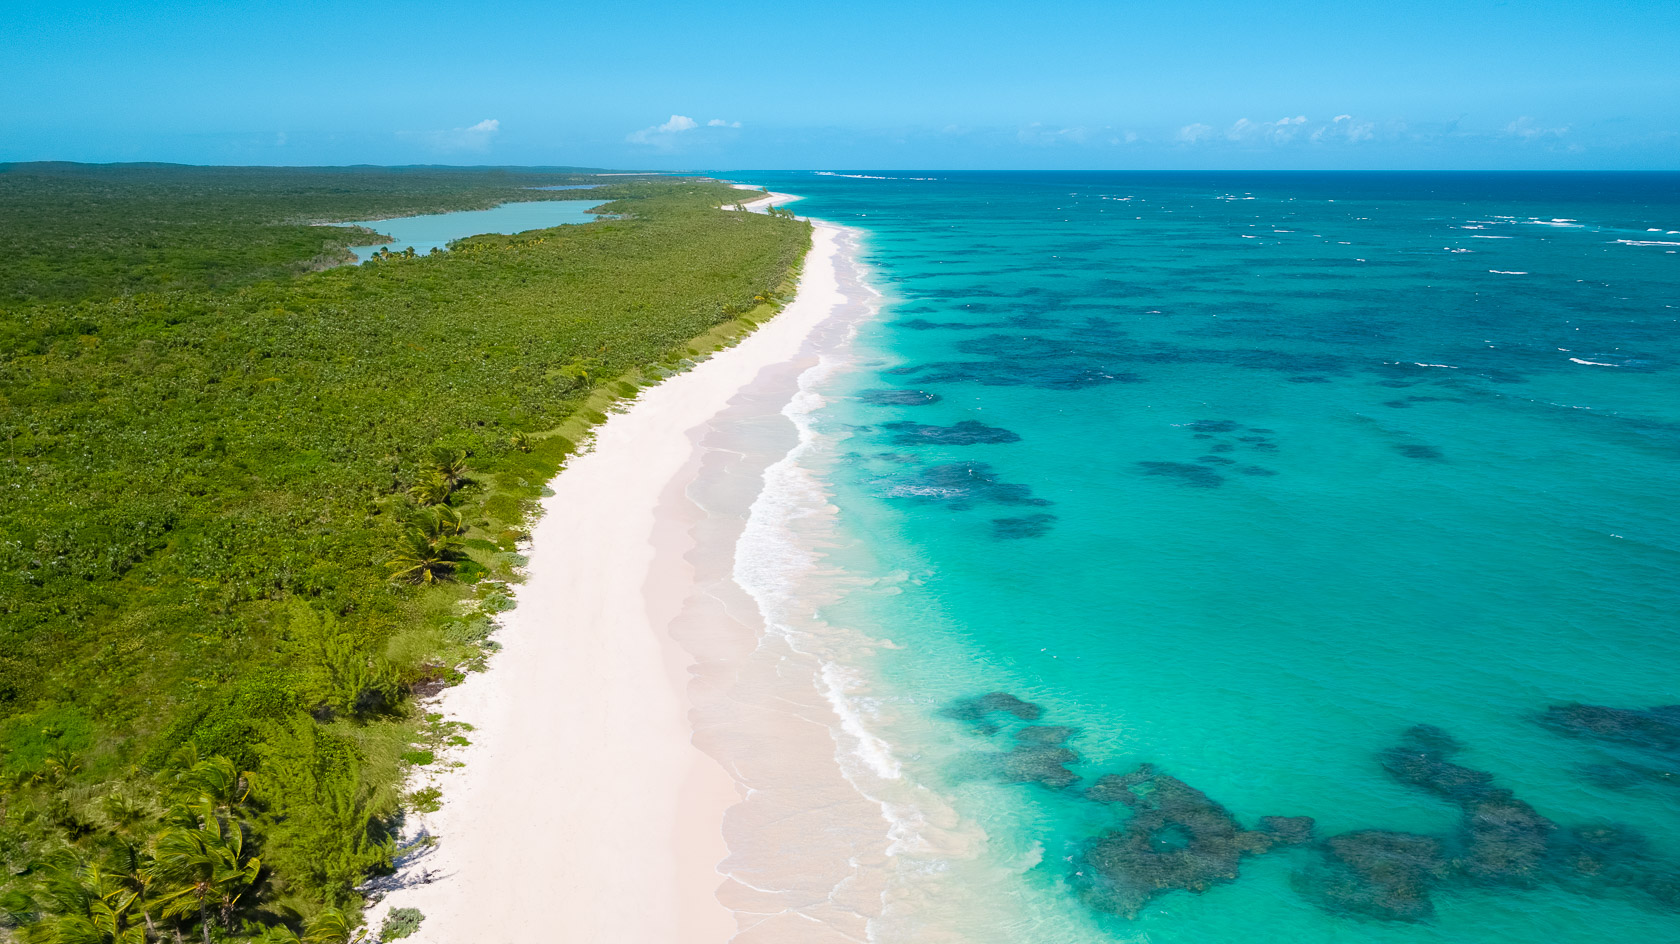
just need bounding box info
[882,420,1023,446]
[897,318,993,330]
[990,726,1082,788]
[1075,766,1305,918]
[1539,703,1680,753]
[859,388,943,406]
[890,462,1053,510]
[1296,830,1448,922]
[1237,466,1278,476]
[1379,726,1556,886]
[939,692,1043,730]
[905,360,1144,390]
[1396,444,1443,460]
[992,513,1057,539]
[1186,420,1241,433]
[1138,462,1225,488]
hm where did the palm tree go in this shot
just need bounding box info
[96,837,160,940]
[509,431,532,453]
[21,858,149,944]
[169,756,254,821]
[406,474,451,507]
[301,907,354,944]
[424,448,470,491]
[558,357,604,388]
[149,807,261,944]
[387,530,464,584]
[421,506,468,541]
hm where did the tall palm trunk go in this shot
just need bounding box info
[199,900,212,944]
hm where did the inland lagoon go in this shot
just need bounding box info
[346,198,605,261]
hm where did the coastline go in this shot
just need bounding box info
[371,217,883,942]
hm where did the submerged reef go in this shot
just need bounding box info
[1539,702,1680,791]
[881,419,1023,446]
[1296,830,1448,922]
[1138,461,1226,488]
[887,461,1053,510]
[991,725,1082,789]
[859,388,942,405]
[1075,765,1313,918]
[1293,725,1680,920]
[991,513,1057,539]
[1540,703,1680,753]
[1378,725,1555,885]
[939,691,1043,733]
[938,695,1680,925]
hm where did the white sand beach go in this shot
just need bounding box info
[370,217,889,943]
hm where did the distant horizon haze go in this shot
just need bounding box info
[3,0,1675,170]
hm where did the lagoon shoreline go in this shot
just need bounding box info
[371,215,887,943]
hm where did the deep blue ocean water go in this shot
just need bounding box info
[746,172,1680,941]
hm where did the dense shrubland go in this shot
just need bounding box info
[0,164,810,939]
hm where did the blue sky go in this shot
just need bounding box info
[3,0,1676,169]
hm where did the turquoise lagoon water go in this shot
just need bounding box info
[345,198,603,261]
[745,173,1680,941]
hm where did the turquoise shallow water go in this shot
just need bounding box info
[745,172,1680,941]
[346,198,602,261]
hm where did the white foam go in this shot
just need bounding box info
[1489,270,1528,275]
[1471,235,1513,239]
[1616,239,1680,247]
[1569,358,1619,366]
[812,171,937,181]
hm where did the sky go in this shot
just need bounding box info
[2,0,1677,170]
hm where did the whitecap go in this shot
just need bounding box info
[1489,270,1528,275]
[1569,358,1619,367]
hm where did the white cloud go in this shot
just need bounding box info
[627,114,742,147]
[1505,116,1569,141]
[1312,115,1376,143]
[1016,122,1088,146]
[404,117,501,152]
[1178,123,1216,143]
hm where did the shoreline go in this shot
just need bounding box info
[371,217,882,942]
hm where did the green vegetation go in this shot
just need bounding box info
[376,908,421,942]
[0,163,810,940]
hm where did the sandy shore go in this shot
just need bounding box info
[729,182,804,213]
[370,216,883,943]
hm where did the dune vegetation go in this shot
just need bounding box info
[0,163,809,941]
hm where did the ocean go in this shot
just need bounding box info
[734,171,1680,942]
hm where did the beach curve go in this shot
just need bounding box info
[368,217,877,943]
